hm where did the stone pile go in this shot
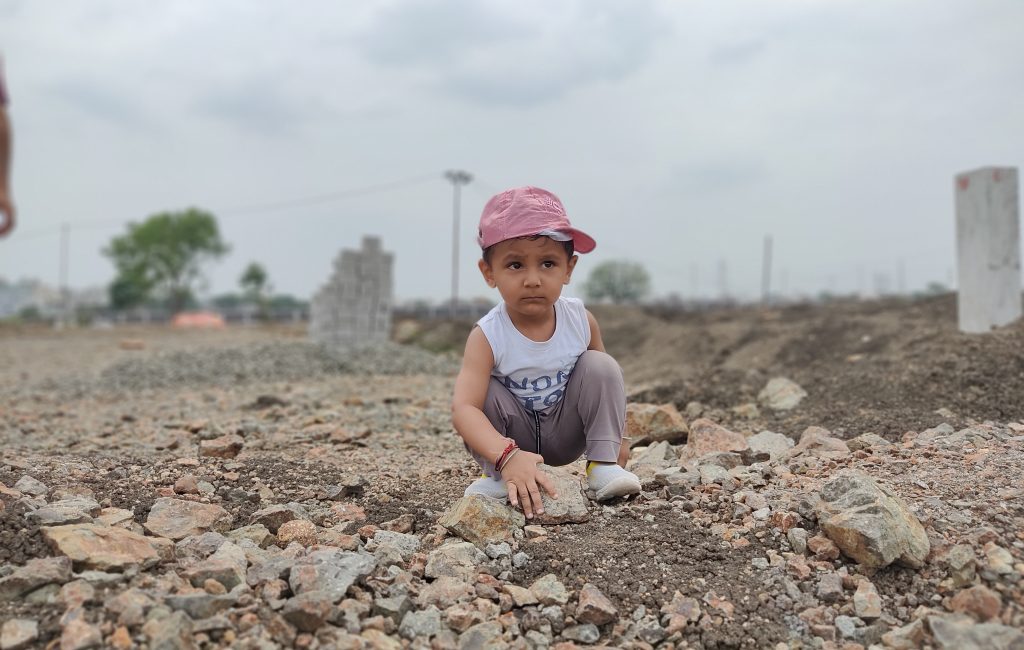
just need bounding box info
[2,400,1023,649]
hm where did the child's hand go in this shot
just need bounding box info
[499,451,558,520]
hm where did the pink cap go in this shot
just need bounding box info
[477,186,596,254]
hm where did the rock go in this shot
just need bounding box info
[59,580,95,609]
[0,557,72,601]
[458,621,503,649]
[927,613,1024,650]
[288,548,377,602]
[41,525,159,571]
[320,475,368,500]
[175,531,227,563]
[425,542,487,581]
[853,579,882,619]
[783,527,806,555]
[95,508,135,529]
[283,591,334,632]
[846,433,891,452]
[438,496,525,547]
[417,576,474,609]
[576,583,617,625]
[562,623,600,643]
[535,465,590,525]
[226,524,275,549]
[144,498,233,540]
[399,606,442,640]
[984,544,1015,575]
[946,544,977,587]
[199,434,244,458]
[881,618,926,649]
[25,497,101,526]
[530,574,569,606]
[368,531,421,560]
[745,431,794,461]
[653,466,700,489]
[173,475,199,495]
[278,520,318,547]
[680,419,748,464]
[145,610,193,650]
[757,377,807,410]
[13,475,49,497]
[380,514,416,533]
[329,502,367,524]
[698,463,732,485]
[1,619,38,650]
[250,504,303,534]
[834,615,860,640]
[183,541,248,590]
[164,592,237,619]
[61,618,102,650]
[503,584,538,607]
[624,403,689,445]
[788,426,850,460]
[816,573,843,603]
[950,585,1002,622]
[628,441,678,482]
[362,629,402,650]
[661,591,700,634]
[814,470,930,568]
[373,595,412,624]
[696,451,743,469]
[807,534,841,560]
[104,588,156,626]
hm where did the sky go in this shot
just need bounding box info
[1,0,1022,304]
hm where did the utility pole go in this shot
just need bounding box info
[58,223,69,328]
[444,170,472,319]
[761,235,773,306]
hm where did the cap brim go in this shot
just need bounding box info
[568,228,596,254]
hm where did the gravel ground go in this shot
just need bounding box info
[1,319,1022,650]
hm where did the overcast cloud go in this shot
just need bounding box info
[1,0,1022,303]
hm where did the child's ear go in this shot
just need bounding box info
[478,258,496,288]
[564,254,578,285]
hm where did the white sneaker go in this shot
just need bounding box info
[586,463,641,502]
[464,476,509,500]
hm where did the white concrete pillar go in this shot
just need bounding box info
[955,167,1021,333]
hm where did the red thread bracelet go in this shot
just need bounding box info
[494,440,518,470]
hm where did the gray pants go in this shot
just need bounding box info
[473,350,626,477]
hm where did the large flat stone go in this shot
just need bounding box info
[679,419,748,464]
[144,498,233,540]
[625,403,689,445]
[534,466,590,525]
[0,557,72,601]
[815,470,929,569]
[41,525,159,571]
[438,496,525,547]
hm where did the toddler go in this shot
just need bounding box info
[451,186,641,519]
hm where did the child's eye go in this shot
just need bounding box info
[542,260,557,268]
[507,262,522,270]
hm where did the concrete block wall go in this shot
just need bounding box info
[310,236,394,347]
[954,167,1021,333]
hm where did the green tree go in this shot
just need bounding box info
[239,262,271,320]
[240,262,269,300]
[103,208,229,312]
[583,260,651,304]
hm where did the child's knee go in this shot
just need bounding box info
[577,350,623,382]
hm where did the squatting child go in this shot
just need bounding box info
[451,186,642,520]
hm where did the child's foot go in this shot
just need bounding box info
[464,475,509,501]
[586,462,641,502]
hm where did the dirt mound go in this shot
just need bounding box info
[594,295,1024,439]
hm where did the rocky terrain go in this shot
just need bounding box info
[0,299,1022,650]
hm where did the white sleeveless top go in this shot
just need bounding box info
[477,296,591,412]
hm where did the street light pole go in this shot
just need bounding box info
[444,170,472,319]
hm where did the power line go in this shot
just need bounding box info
[4,172,441,242]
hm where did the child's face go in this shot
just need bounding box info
[478,236,578,318]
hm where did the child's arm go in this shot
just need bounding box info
[452,327,557,518]
[586,310,605,351]
[587,309,630,467]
